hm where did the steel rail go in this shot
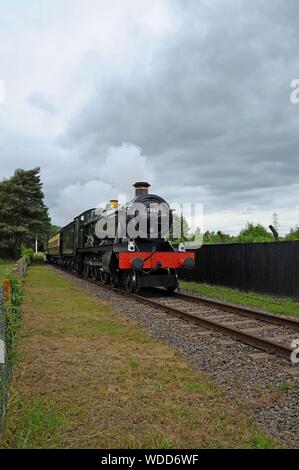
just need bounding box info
[170,291,299,330]
[124,291,294,360]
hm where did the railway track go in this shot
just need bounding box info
[54,265,299,363]
[131,289,299,361]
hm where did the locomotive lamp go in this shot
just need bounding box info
[128,240,136,252]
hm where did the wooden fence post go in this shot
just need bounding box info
[3,279,11,304]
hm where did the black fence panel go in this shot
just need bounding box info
[181,241,299,299]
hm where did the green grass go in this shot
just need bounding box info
[276,382,292,392]
[0,266,279,449]
[0,260,15,279]
[251,434,275,449]
[185,381,216,398]
[180,281,299,317]
[13,395,64,448]
[128,358,140,369]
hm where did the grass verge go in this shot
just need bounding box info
[180,281,299,317]
[0,266,278,449]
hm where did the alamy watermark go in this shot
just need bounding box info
[94,198,204,249]
[0,339,5,364]
[0,80,5,104]
[291,339,299,366]
[290,79,299,104]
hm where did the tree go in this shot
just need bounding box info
[169,213,191,243]
[203,230,235,244]
[193,227,203,244]
[237,222,273,243]
[285,226,299,241]
[203,231,219,244]
[49,224,61,236]
[0,167,50,258]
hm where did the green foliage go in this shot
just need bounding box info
[21,247,45,264]
[5,273,24,359]
[169,213,192,243]
[8,272,24,312]
[251,434,275,449]
[0,269,25,432]
[173,219,299,245]
[14,395,64,448]
[181,281,299,317]
[276,382,291,392]
[31,253,45,264]
[237,222,273,243]
[284,226,299,241]
[203,231,236,244]
[49,224,61,236]
[0,167,51,258]
[0,261,15,280]
[128,358,140,369]
[21,247,34,264]
[203,231,219,244]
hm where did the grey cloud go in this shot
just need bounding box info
[1,0,299,232]
[62,0,299,218]
[28,92,56,114]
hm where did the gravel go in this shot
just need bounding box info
[55,268,299,448]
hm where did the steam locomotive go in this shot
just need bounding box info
[46,182,195,292]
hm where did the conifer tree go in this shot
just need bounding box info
[0,167,50,258]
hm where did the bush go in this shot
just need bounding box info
[31,253,45,264]
[285,226,299,241]
[237,222,273,243]
[21,247,34,264]
[203,231,236,244]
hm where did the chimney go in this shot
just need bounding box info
[133,182,151,197]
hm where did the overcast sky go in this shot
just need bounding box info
[0,0,299,234]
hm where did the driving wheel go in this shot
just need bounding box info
[124,270,137,293]
[90,266,99,281]
[110,274,119,288]
[83,263,91,279]
[98,269,109,286]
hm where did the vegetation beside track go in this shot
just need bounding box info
[0,260,26,435]
[180,282,299,317]
[0,265,278,449]
[0,261,15,280]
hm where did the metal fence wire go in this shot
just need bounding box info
[0,285,11,434]
[0,258,27,434]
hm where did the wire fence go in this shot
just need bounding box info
[0,258,27,433]
[0,285,10,434]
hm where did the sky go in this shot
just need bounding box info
[0,0,299,235]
